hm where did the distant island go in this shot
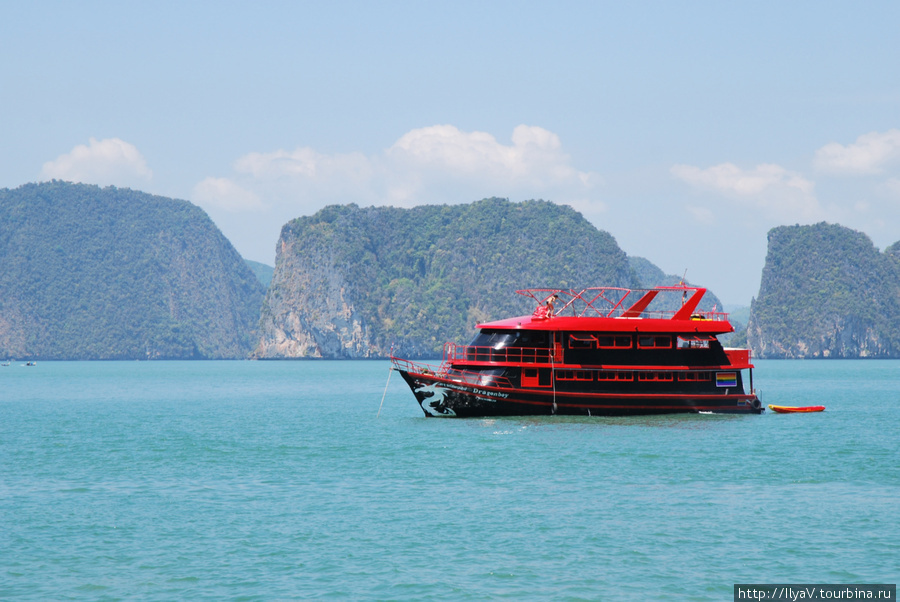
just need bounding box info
[0,182,264,360]
[254,198,721,359]
[8,182,898,360]
[748,222,900,358]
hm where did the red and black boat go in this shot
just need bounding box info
[391,285,762,417]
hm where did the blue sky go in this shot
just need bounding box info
[3,1,899,305]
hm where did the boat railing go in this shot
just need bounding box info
[390,356,514,388]
[518,287,730,321]
[519,287,632,318]
[391,356,439,376]
[631,309,731,321]
[444,342,562,365]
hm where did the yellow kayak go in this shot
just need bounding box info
[768,404,825,413]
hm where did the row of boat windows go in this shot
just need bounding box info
[544,369,713,382]
[567,334,713,350]
[471,330,715,351]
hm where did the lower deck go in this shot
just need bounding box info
[396,362,763,417]
[456,365,749,395]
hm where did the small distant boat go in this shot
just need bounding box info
[25,361,36,367]
[768,404,824,413]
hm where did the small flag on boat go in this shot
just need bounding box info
[715,372,737,387]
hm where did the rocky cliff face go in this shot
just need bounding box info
[256,199,639,359]
[257,240,372,358]
[748,222,900,358]
[0,181,265,359]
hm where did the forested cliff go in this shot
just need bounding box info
[0,183,731,361]
[748,222,900,358]
[0,182,265,359]
[255,198,721,359]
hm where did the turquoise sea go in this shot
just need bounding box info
[1,360,897,600]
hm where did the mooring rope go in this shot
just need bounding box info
[377,365,393,418]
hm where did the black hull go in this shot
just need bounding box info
[398,370,763,417]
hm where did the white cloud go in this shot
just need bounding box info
[386,125,588,201]
[201,124,596,213]
[193,125,601,264]
[814,129,900,175]
[234,147,373,181]
[192,177,263,212]
[389,124,562,175]
[41,137,152,187]
[671,162,819,221]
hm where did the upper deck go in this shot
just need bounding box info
[478,286,734,335]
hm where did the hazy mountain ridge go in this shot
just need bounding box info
[748,222,900,358]
[245,260,275,287]
[0,181,265,359]
[627,256,724,310]
[627,256,741,344]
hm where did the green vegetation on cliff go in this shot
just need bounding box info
[748,222,900,358]
[0,181,265,359]
[258,198,721,359]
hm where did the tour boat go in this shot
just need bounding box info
[768,405,825,413]
[391,285,762,417]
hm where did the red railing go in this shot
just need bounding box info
[635,309,731,321]
[390,356,439,375]
[443,342,563,365]
[390,356,514,388]
[517,286,731,322]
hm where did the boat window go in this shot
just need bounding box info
[556,370,593,382]
[568,334,597,349]
[678,371,711,381]
[637,335,672,349]
[596,335,632,349]
[477,368,507,386]
[522,368,552,387]
[676,335,715,349]
[469,330,518,349]
[597,370,632,381]
[516,331,549,348]
[471,330,552,349]
[637,371,674,381]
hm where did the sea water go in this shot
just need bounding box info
[1,360,897,600]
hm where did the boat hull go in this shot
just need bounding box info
[399,370,763,417]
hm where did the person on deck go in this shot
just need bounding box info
[545,294,559,316]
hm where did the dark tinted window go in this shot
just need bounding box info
[638,335,672,349]
[469,330,550,349]
[470,330,518,348]
[596,335,632,348]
